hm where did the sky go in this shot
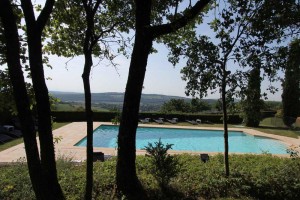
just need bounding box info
[41,1,283,101]
[43,43,199,97]
[3,0,284,101]
[43,41,283,101]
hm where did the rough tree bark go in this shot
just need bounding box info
[221,64,229,177]
[0,0,45,198]
[81,0,101,199]
[116,0,211,198]
[20,0,64,199]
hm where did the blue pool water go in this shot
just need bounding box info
[75,125,288,154]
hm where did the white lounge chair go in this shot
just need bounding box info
[154,118,164,124]
[186,120,198,125]
[139,118,150,123]
[167,118,178,124]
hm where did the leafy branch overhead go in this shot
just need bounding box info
[45,0,133,60]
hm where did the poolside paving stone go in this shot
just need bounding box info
[1,122,300,163]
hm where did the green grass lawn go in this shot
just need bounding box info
[0,122,70,152]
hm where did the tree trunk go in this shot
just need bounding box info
[116,1,211,198]
[26,29,64,200]
[80,1,102,198]
[82,49,94,200]
[221,65,229,177]
[0,1,44,198]
[21,0,64,198]
[116,1,152,198]
[82,60,94,200]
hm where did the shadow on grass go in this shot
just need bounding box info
[147,186,189,200]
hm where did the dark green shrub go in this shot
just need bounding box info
[143,139,179,190]
[1,154,300,199]
[52,111,243,124]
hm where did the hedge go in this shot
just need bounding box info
[51,111,118,122]
[51,111,243,124]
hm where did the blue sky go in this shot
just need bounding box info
[42,1,284,101]
[2,0,284,101]
[43,40,283,101]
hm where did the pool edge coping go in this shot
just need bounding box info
[0,122,299,162]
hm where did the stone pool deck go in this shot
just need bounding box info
[1,122,300,163]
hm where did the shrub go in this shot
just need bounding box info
[1,154,300,199]
[287,145,300,159]
[143,139,179,190]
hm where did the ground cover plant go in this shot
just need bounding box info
[1,154,300,200]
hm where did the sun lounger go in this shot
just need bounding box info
[154,118,164,124]
[167,118,178,124]
[4,130,22,138]
[0,133,14,144]
[186,120,198,125]
[0,126,22,138]
[203,120,214,124]
[139,118,150,123]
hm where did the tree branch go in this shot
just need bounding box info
[92,0,102,16]
[20,0,36,29]
[36,0,55,33]
[149,0,210,38]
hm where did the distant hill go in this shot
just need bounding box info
[50,91,217,105]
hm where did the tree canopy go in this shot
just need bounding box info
[282,39,300,127]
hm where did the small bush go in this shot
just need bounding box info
[287,145,300,159]
[1,154,300,199]
[143,139,179,190]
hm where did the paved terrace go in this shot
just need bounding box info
[1,122,300,163]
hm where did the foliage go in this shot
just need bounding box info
[275,109,283,118]
[160,98,211,113]
[51,111,243,124]
[45,0,131,60]
[143,139,179,189]
[111,109,121,125]
[282,39,300,127]
[240,66,263,127]
[1,154,300,199]
[249,0,300,43]
[287,145,300,159]
[0,70,36,117]
[160,99,190,113]
[263,101,282,111]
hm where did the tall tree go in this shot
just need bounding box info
[116,0,211,198]
[166,0,283,176]
[81,1,99,198]
[242,63,262,127]
[0,0,64,199]
[248,0,299,126]
[0,1,44,198]
[282,39,300,127]
[46,1,131,199]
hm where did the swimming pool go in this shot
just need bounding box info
[75,125,288,154]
